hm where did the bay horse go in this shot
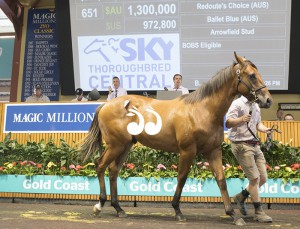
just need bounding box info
[80,52,272,224]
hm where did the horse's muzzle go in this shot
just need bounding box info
[258,97,272,108]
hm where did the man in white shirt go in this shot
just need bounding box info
[25,84,50,102]
[72,88,88,102]
[169,74,189,94]
[107,76,127,101]
[226,95,272,223]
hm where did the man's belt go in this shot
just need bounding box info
[233,140,260,146]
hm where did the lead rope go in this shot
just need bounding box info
[246,102,260,141]
[264,124,282,151]
[247,124,260,141]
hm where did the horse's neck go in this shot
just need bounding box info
[205,77,237,117]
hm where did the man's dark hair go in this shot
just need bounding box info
[173,74,182,80]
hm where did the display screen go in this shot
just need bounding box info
[69,0,292,92]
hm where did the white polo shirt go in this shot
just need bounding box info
[226,96,261,142]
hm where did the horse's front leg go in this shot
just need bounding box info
[208,148,246,226]
[172,149,196,221]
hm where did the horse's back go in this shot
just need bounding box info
[98,95,186,149]
[99,96,224,149]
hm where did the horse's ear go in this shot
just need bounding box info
[234,51,245,67]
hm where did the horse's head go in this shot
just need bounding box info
[234,52,272,108]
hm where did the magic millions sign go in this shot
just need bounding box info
[3,103,103,133]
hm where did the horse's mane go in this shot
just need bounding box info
[181,62,237,104]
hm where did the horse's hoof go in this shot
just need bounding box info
[118,211,127,218]
[234,217,246,226]
[93,204,101,216]
[175,214,187,222]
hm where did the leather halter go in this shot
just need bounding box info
[236,68,266,102]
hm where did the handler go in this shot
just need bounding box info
[225,95,272,223]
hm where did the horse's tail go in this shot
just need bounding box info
[80,104,104,162]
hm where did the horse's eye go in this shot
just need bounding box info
[249,74,256,80]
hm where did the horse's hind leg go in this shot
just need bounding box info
[208,148,245,225]
[108,143,132,217]
[93,144,127,216]
[93,148,110,215]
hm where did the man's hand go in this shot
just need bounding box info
[241,114,251,123]
[265,128,272,135]
[108,86,112,94]
[226,114,251,128]
[257,123,271,134]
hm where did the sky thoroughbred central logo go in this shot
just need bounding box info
[77,34,180,91]
[83,36,175,62]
